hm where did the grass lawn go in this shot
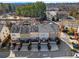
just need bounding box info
[20,34,30,38]
[0,48,10,52]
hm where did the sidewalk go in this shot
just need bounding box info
[60,32,73,49]
[60,32,79,52]
[53,21,74,49]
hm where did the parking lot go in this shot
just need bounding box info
[13,41,74,58]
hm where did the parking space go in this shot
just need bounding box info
[50,42,59,51]
[31,44,38,51]
[13,41,74,58]
[12,41,58,52]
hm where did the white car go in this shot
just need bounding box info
[49,22,52,24]
[74,53,79,58]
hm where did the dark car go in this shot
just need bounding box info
[38,42,41,51]
[47,43,51,51]
[27,42,32,50]
[18,43,23,51]
[12,43,16,50]
[25,39,30,43]
[31,39,39,42]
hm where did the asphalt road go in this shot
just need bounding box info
[0,50,10,58]
[0,41,74,58]
[13,41,74,58]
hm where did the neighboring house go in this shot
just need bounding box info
[0,25,10,42]
[0,19,58,42]
[46,11,57,21]
[57,11,69,19]
[46,10,70,21]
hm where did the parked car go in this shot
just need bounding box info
[25,39,30,43]
[38,43,41,51]
[31,39,39,42]
[12,43,16,50]
[74,53,79,58]
[28,42,32,50]
[17,43,23,51]
[47,43,51,50]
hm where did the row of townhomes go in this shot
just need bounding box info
[0,15,59,53]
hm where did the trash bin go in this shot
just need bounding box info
[28,42,32,50]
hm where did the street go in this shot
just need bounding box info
[13,41,74,58]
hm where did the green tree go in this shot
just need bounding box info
[0,3,16,14]
[16,1,46,20]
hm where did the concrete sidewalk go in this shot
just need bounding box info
[60,32,73,49]
[60,32,79,53]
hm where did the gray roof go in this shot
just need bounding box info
[11,24,38,33]
[11,25,20,33]
[38,24,54,32]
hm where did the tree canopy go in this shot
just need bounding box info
[0,3,16,14]
[16,1,46,20]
